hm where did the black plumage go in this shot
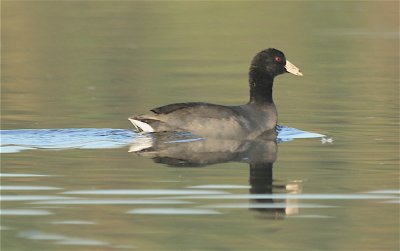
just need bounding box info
[129,48,302,139]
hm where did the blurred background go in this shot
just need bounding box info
[3,1,398,131]
[2,2,399,251]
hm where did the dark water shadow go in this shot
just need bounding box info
[129,132,310,218]
[1,126,326,218]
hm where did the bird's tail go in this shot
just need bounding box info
[128,117,155,132]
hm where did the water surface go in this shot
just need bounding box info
[2,1,399,251]
[0,125,325,153]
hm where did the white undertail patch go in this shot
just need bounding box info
[128,118,155,132]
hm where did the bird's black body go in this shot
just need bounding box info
[129,48,302,139]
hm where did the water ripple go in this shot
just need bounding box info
[62,189,229,195]
[1,209,53,216]
[30,199,192,205]
[0,126,325,153]
[161,193,398,200]
[1,186,61,191]
[127,208,221,215]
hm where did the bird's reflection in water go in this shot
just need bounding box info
[129,132,301,218]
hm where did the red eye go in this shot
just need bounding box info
[275,56,282,62]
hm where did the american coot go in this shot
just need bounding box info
[129,48,303,139]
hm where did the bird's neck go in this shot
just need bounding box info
[248,70,274,104]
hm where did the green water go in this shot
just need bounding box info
[2,1,399,251]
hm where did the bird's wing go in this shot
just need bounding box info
[151,102,209,115]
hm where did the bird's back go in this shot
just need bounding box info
[130,102,277,139]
